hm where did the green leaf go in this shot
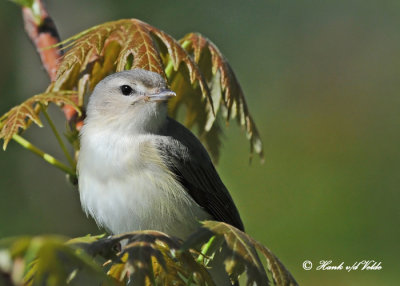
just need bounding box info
[183,221,298,286]
[0,227,297,286]
[0,236,116,286]
[95,231,215,286]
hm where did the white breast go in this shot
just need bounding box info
[77,128,210,238]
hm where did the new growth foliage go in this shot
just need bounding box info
[0,4,296,285]
[0,222,298,286]
[0,19,263,163]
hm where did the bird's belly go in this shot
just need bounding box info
[79,162,210,238]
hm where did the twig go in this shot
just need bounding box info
[39,103,75,169]
[22,0,61,80]
[21,0,79,122]
[12,134,76,177]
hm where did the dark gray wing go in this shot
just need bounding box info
[155,117,244,231]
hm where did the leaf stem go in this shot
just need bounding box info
[148,258,157,286]
[12,134,76,177]
[185,235,217,285]
[164,60,175,79]
[39,103,76,169]
[164,40,191,78]
[197,235,216,263]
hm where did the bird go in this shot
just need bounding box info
[77,68,244,240]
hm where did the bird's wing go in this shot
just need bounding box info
[154,118,244,231]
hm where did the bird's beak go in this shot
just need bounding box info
[147,89,176,102]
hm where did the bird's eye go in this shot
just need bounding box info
[120,85,134,96]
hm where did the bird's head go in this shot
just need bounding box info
[85,69,175,133]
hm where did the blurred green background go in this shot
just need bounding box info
[1,0,399,285]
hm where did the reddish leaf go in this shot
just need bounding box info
[0,91,80,150]
[180,33,264,161]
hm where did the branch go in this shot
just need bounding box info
[22,0,61,80]
[21,0,78,122]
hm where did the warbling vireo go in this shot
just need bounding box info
[77,68,244,239]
